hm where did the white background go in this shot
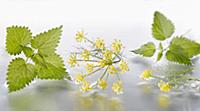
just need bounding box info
[0,0,200,49]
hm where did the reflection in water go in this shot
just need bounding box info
[137,82,200,111]
[7,80,73,111]
[157,94,170,109]
[6,80,124,111]
[71,92,124,111]
[137,82,153,94]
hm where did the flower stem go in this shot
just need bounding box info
[100,66,109,80]
[76,59,100,62]
[90,54,103,60]
[87,68,102,76]
[116,73,121,81]
[85,37,95,46]
[187,77,200,81]
[151,75,163,80]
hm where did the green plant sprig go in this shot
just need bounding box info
[6,25,70,92]
[140,68,200,92]
[132,11,200,65]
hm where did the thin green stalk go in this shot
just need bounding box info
[116,73,121,81]
[87,68,102,76]
[151,75,163,80]
[90,54,103,60]
[85,37,95,46]
[100,66,109,80]
[76,59,100,62]
[106,72,110,81]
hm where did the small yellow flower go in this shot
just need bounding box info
[140,69,152,80]
[68,54,77,67]
[81,49,90,60]
[112,39,123,53]
[75,31,85,42]
[80,81,93,92]
[112,80,123,94]
[85,64,94,73]
[108,65,118,74]
[95,38,105,49]
[119,60,129,73]
[158,81,171,92]
[98,79,107,90]
[103,50,113,60]
[75,73,85,84]
[99,59,107,68]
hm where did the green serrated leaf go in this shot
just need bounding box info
[35,54,67,79]
[6,58,36,92]
[132,42,156,57]
[166,50,191,65]
[22,46,34,57]
[32,54,46,66]
[31,26,63,56]
[157,51,163,61]
[152,11,175,40]
[6,26,32,55]
[169,36,200,58]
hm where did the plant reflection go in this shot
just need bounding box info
[157,94,170,109]
[7,80,72,111]
[71,92,124,111]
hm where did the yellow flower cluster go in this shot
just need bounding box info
[112,39,123,54]
[81,49,90,60]
[85,63,94,73]
[75,73,85,84]
[98,79,108,89]
[68,31,129,94]
[68,54,77,67]
[112,81,123,94]
[75,31,85,42]
[119,60,129,73]
[158,81,171,92]
[95,38,105,49]
[108,65,118,74]
[81,81,93,92]
[140,69,152,80]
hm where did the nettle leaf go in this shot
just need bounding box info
[6,58,36,92]
[32,54,46,66]
[31,26,63,56]
[169,37,200,58]
[166,37,200,65]
[166,50,191,65]
[35,54,67,79]
[6,26,32,55]
[132,42,156,57]
[22,46,34,58]
[152,11,175,40]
